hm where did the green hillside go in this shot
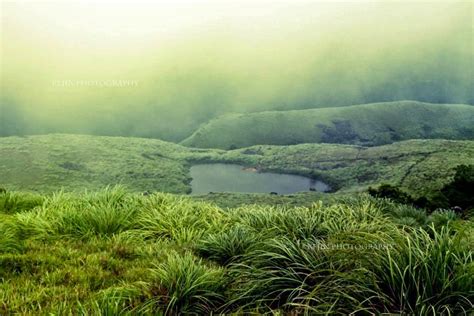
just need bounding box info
[1,135,473,198]
[181,101,474,149]
[0,134,193,194]
[227,139,474,197]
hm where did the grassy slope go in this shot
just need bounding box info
[226,139,474,197]
[0,188,472,314]
[0,134,193,194]
[1,135,473,198]
[181,101,474,149]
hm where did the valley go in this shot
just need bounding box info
[1,134,472,199]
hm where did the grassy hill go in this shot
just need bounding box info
[0,188,472,314]
[226,139,474,197]
[0,134,193,194]
[1,135,473,198]
[181,101,474,149]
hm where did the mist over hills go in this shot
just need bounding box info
[1,2,472,140]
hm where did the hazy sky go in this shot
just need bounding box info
[1,0,472,139]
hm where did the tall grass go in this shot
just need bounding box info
[0,191,43,214]
[0,221,23,254]
[196,225,263,265]
[230,198,393,238]
[1,187,472,314]
[227,236,371,313]
[137,195,226,243]
[364,226,473,314]
[146,251,227,314]
[229,205,328,239]
[428,210,459,231]
[15,187,139,239]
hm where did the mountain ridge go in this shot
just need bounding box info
[180,100,474,149]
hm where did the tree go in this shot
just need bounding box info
[441,164,474,211]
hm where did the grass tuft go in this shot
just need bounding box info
[147,251,227,314]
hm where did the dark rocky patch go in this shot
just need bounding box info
[242,148,264,156]
[318,120,359,144]
[59,162,84,171]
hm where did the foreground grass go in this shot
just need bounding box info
[1,187,472,315]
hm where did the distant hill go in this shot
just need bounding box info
[180,101,474,149]
[1,135,473,196]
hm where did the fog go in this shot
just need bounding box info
[1,0,472,140]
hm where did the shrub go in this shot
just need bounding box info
[441,164,474,213]
[388,204,428,227]
[428,210,458,231]
[368,165,474,214]
[394,216,421,228]
[368,184,413,205]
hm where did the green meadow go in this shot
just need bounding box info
[1,134,473,197]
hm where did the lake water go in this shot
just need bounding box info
[190,163,330,195]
